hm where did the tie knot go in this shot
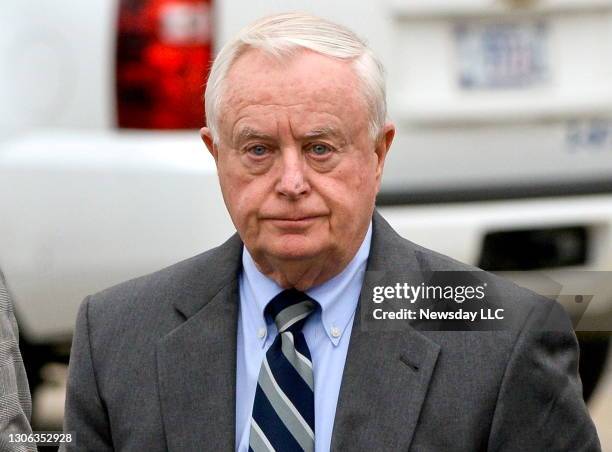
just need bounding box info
[266,289,316,333]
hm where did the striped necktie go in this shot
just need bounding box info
[249,289,317,452]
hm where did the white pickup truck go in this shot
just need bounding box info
[1,0,612,401]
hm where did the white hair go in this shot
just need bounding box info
[204,12,387,144]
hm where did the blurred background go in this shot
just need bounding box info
[1,0,612,449]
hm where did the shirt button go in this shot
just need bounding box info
[331,326,341,338]
[257,327,266,339]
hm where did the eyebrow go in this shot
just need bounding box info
[303,126,347,144]
[233,125,348,145]
[233,127,274,144]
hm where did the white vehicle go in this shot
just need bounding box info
[1,0,612,400]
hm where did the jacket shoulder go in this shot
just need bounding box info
[372,212,561,324]
[415,237,560,322]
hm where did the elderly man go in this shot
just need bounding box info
[62,13,600,452]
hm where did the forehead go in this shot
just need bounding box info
[219,48,369,135]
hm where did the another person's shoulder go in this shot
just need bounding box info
[0,270,36,450]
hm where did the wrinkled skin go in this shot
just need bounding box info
[201,49,395,290]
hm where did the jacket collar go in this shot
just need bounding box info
[172,232,243,319]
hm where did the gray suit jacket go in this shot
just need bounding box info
[62,211,600,451]
[0,271,36,452]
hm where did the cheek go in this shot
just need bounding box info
[319,162,378,222]
[315,173,371,218]
[358,168,378,194]
[355,154,379,196]
[335,158,377,196]
[218,165,266,227]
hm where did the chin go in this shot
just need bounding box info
[266,234,328,261]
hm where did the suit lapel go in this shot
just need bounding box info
[330,314,440,451]
[156,234,243,451]
[331,211,441,451]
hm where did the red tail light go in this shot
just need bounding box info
[116,0,212,129]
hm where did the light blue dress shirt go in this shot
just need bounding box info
[236,222,372,452]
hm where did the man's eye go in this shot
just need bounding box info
[248,145,268,157]
[310,144,331,156]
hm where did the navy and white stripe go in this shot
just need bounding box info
[249,289,317,452]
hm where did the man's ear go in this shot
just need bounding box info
[200,127,218,164]
[374,122,395,190]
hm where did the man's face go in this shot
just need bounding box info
[202,49,394,272]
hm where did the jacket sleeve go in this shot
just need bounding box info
[0,271,37,451]
[61,296,113,452]
[487,298,601,451]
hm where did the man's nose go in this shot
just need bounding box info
[275,148,310,199]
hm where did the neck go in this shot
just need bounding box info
[251,246,359,291]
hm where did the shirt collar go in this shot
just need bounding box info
[241,221,372,346]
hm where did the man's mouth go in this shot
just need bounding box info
[262,215,326,227]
